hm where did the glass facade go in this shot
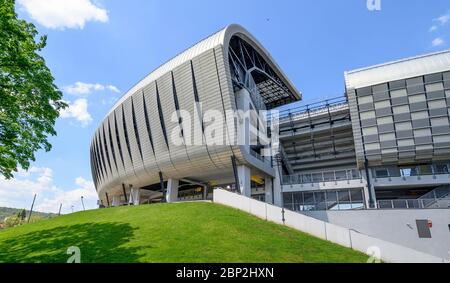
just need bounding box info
[283,188,365,211]
[355,71,450,164]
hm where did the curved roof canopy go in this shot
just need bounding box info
[108,24,301,116]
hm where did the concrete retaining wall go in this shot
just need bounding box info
[302,209,450,260]
[213,189,447,263]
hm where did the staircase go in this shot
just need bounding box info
[418,186,450,209]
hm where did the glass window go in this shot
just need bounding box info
[362,126,378,136]
[396,122,412,131]
[425,82,444,92]
[398,139,414,147]
[393,105,410,114]
[407,77,424,86]
[365,143,380,151]
[360,111,376,120]
[434,135,450,143]
[375,168,389,178]
[390,89,407,98]
[350,190,364,202]
[380,133,396,141]
[435,164,449,174]
[382,148,398,154]
[409,94,426,103]
[400,168,412,177]
[375,100,391,109]
[358,96,373,104]
[377,116,393,125]
[326,191,337,202]
[431,117,449,127]
[314,192,325,203]
[411,111,429,120]
[373,83,388,93]
[416,145,433,150]
[303,192,314,204]
[428,99,446,109]
[414,128,431,137]
[338,190,350,202]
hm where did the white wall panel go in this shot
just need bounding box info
[172,61,217,174]
[123,97,146,188]
[143,81,178,178]
[156,72,192,176]
[114,105,137,185]
[131,91,160,185]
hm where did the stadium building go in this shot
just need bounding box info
[90,24,450,211]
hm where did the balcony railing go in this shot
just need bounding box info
[373,164,450,179]
[269,96,348,123]
[285,201,365,212]
[377,198,450,209]
[283,169,362,185]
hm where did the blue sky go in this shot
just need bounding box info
[1,0,449,213]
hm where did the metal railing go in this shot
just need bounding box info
[284,201,365,212]
[373,164,450,179]
[250,149,271,165]
[377,198,450,209]
[418,186,450,200]
[269,96,348,123]
[283,169,362,185]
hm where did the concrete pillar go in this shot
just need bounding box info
[166,179,179,203]
[237,165,251,197]
[264,177,273,204]
[202,185,208,200]
[111,195,121,207]
[129,188,141,205]
[368,169,378,209]
[273,165,283,207]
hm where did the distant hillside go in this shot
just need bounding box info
[0,207,56,222]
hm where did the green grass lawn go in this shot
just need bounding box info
[0,202,368,263]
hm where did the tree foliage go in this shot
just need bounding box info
[0,0,66,178]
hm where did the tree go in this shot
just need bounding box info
[0,0,67,178]
[20,209,26,221]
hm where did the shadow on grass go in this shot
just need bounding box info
[0,222,148,263]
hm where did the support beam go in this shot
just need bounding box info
[166,179,179,203]
[365,159,376,208]
[159,172,166,202]
[105,192,110,207]
[111,195,121,207]
[122,183,128,204]
[129,187,141,205]
[273,161,283,206]
[264,177,273,204]
[237,165,251,197]
[231,156,240,193]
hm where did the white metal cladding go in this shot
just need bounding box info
[106,24,300,118]
[345,49,450,90]
[92,24,296,199]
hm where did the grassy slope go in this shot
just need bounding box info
[0,202,367,263]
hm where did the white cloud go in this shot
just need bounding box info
[430,11,450,32]
[0,167,98,214]
[60,98,93,127]
[435,13,450,26]
[432,37,445,47]
[64,82,120,96]
[36,177,98,214]
[18,0,108,30]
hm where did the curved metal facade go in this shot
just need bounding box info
[90,24,300,201]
